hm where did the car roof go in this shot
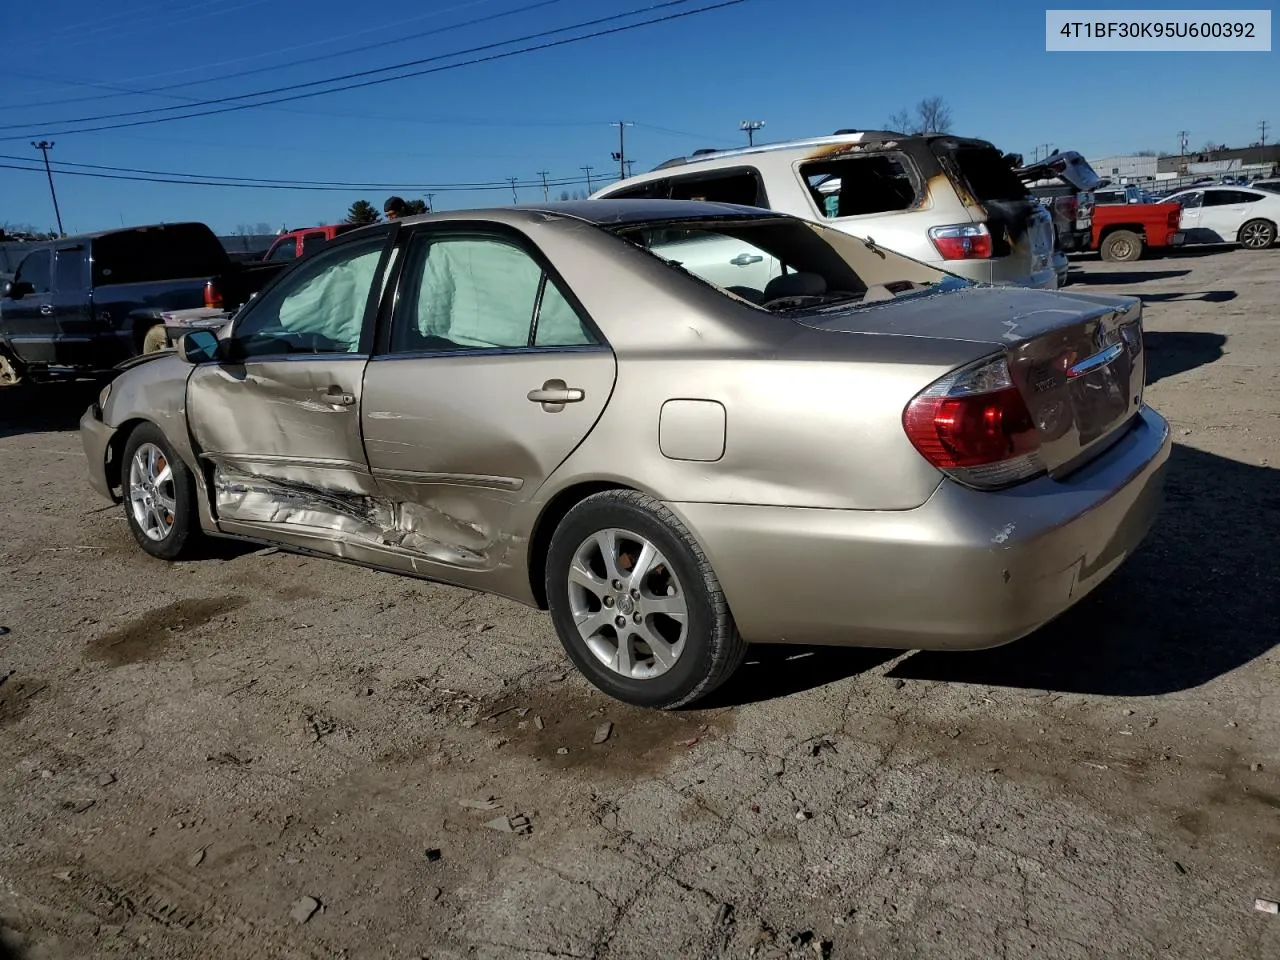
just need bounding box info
[384,198,787,229]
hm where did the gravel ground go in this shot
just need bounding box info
[1,246,1278,960]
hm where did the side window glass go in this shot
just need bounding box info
[1202,191,1232,207]
[799,154,919,219]
[606,179,671,200]
[55,249,85,291]
[391,235,540,353]
[1179,192,1203,209]
[268,241,297,261]
[301,232,329,256]
[233,236,385,356]
[533,279,596,347]
[669,169,765,207]
[16,250,51,293]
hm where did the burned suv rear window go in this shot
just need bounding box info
[948,146,1030,203]
[799,153,919,219]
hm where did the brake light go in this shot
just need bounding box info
[903,355,1044,488]
[928,223,994,260]
[204,279,223,309]
[1167,207,1180,228]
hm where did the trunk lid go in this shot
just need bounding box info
[800,285,1146,477]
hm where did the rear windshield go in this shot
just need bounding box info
[609,216,963,316]
[92,224,229,286]
[947,145,1031,203]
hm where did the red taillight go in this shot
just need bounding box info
[928,223,994,260]
[1058,195,1079,218]
[204,279,223,309]
[1167,208,1180,228]
[903,355,1044,488]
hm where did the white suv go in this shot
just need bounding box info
[590,130,1060,290]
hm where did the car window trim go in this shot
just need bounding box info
[663,165,771,209]
[371,219,609,359]
[225,225,398,362]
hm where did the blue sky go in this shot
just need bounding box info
[0,0,1275,235]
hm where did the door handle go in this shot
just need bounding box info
[39,304,53,315]
[325,386,355,406]
[730,253,763,266]
[527,379,584,411]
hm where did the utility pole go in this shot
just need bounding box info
[537,170,550,202]
[624,160,635,178]
[740,120,765,146]
[611,121,633,182]
[508,177,519,204]
[424,192,435,212]
[1260,120,1270,165]
[31,140,64,236]
[580,164,594,193]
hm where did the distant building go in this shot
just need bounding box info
[1090,155,1160,182]
[1157,143,1280,174]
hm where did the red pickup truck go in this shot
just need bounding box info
[262,223,361,262]
[1091,200,1185,262]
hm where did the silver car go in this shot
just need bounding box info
[81,201,1171,709]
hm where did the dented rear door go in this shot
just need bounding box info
[360,227,617,579]
[185,230,396,541]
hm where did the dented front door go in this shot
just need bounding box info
[359,227,617,582]
[185,230,395,544]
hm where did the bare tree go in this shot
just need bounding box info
[886,96,953,135]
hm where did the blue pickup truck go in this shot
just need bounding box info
[0,221,286,387]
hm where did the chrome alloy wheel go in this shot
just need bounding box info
[128,442,177,542]
[1240,220,1274,249]
[567,528,688,680]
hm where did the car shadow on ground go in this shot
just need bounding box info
[0,383,101,439]
[1143,331,1228,384]
[1139,291,1237,304]
[706,444,1277,705]
[1069,269,1192,285]
[891,444,1278,698]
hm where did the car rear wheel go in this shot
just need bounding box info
[141,324,169,354]
[1101,230,1144,263]
[545,490,747,709]
[121,423,202,560]
[1238,219,1276,250]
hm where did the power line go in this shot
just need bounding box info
[0,159,598,193]
[3,0,713,133]
[2,0,572,113]
[0,150,582,189]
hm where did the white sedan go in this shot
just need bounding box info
[1164,186,1279,250]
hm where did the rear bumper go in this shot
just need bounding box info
[80,402,120,503]
[669,405,1171,651]
[1166,232,1186,247]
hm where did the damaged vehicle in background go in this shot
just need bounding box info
[591,130,1063,290]
[81,200,1171,710]
[1014,150,1102,268]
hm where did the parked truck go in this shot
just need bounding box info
[262,223,361,262]
[0,222,288,386]
[1013,151,1102,259]
[1090,199,1185,262]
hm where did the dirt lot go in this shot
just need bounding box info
[1,247,1278,960]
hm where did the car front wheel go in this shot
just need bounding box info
[121,423,202,560]
[545,490,747,709]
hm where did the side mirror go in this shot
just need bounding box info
[5,280,33,300]
[177,329,219,364]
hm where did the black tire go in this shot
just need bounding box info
[1238,219,1276,250]
[120,422,203,560]
[1100,230,1144,263]
[545,490,748,709]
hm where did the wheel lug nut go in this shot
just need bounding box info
[630,589,640,600]
[611,579,622,590]
[614,616,626,628]
[603,596,614,608]
[632,612,642,623]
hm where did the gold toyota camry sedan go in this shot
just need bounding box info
[81,200,1171,709]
